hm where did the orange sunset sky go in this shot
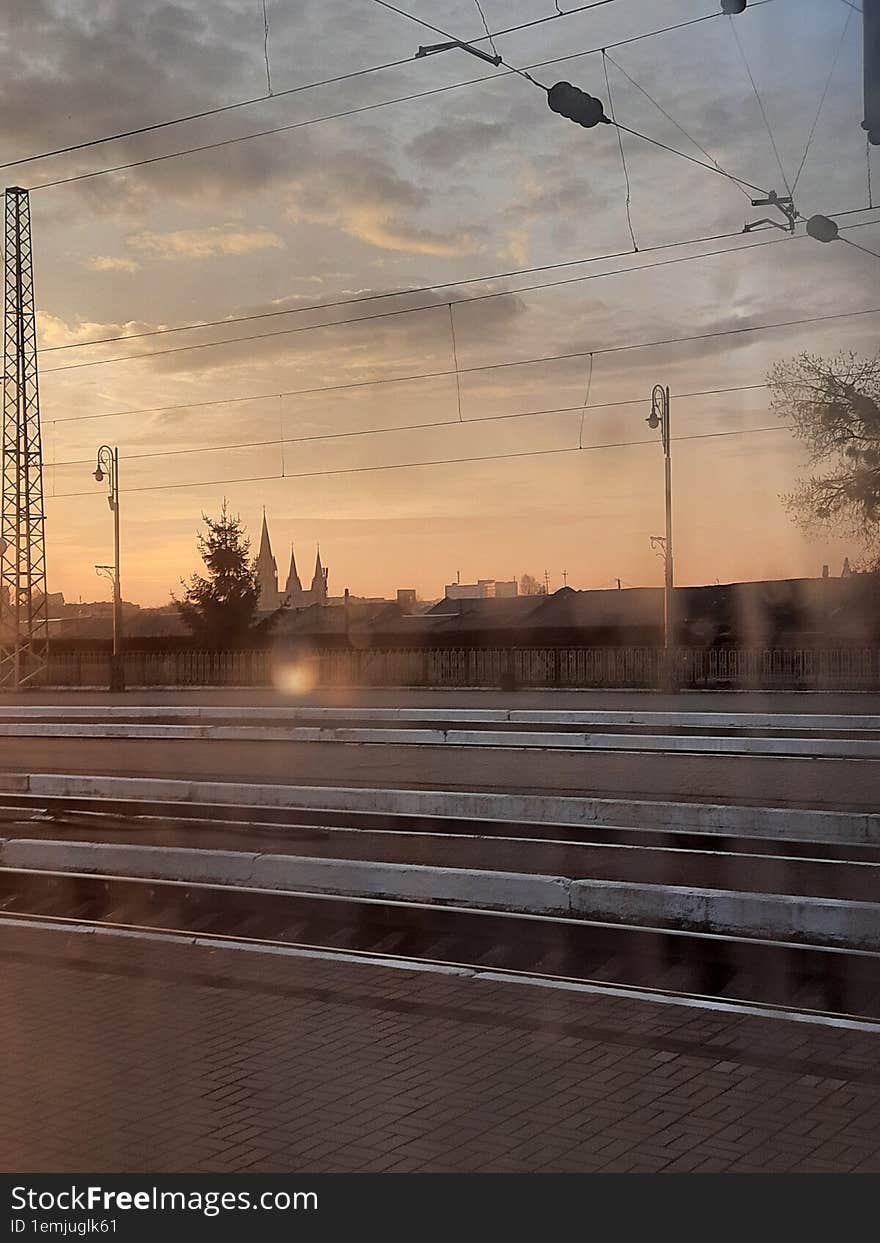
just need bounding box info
[4,0,878,605]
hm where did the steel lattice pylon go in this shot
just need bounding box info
[0,186,48,688]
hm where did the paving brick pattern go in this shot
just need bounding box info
[2,925,879,1173]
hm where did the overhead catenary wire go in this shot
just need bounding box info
[261,0,273,95]
[43,302,880,441]
[38,226,786,355]
[375,0,773,200]
[46,424,790,501]
[0,1,631,175]
[841,236,880,261]
[21,4,780,192]
[727,14,792,197]
[612,122,768,195]
[48,386,779,470]
[472,0,499,59]
[602,51,639,251]
[49,380,775,440]
[49,381,773,431]
[448,303,463,422]
[367,0,549,90]
[791,3,853,194]
[602,50,753,201]
[40,225,880,377]
[43,233,798,373]
[868,138,874,210]
[577,354,594,450]
[37,205,880,358]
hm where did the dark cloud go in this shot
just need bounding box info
[406,119,507,168]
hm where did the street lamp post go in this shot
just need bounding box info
[646,385,676,687]
[93,446,124,693]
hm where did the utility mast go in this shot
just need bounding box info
[1,187,48,687]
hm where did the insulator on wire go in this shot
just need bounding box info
[806,215,839,243]
[547,82,608,128]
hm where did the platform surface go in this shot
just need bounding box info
[2,924,879,1174]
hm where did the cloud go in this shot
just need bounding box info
[36,310,158,347]
[407,120,507,169]
[88,255,141,272]
[286,150,480,257]
[128,227,285,260]
[500,228,530,267]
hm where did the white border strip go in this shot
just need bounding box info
[2,915,878,1034]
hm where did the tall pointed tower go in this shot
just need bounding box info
[310,547,328,606]
[284,543,302,602]
[254,509,278,610]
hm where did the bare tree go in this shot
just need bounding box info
[519,574,545,596]
[768,351,880,566]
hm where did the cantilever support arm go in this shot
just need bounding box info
[415,40,501,66]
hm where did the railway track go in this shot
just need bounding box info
[2,865,879,1023]
[4,706,880,758]
[1,790,877,860]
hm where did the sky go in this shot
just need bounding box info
[2,0,878,605]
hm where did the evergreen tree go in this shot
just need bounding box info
[176,501,279,646]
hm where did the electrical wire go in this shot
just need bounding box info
[40,231,798,375]
[448,303,463,422]
[613,122,767,195]
[868,137,874,210]
[46,424,789,501]
[38,222,880,388]
[602,51,753,201]
[791,4,853,194]
[367,0,549,90]
[372,0,775,199]
[42,290,880,387]
[28,80,493,192]
[728,14,792,197]
[42,302,880,432]
[20,4,779,193]
[472,0,499,59]
[0,2,630,175]
[0,57,418,176]
[602,51,639,251]
[38,205,879,357]
[39,228,781,356]
[841,237,880,262]
[577,354,594,449]
[261,0,273,95]
[49,381,773,431]
[47,386,777,469]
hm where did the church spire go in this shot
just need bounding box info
[310,545,328,604]
[258,507,273,561]
[285,543,302,596]
[255,508,278,609]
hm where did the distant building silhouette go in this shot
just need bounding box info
[256,511,328,609]
[445,578,518,600]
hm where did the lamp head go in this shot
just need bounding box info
[93,466,105,482]
[646,411,660,430]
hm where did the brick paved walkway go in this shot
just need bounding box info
[2,924,879,1173]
